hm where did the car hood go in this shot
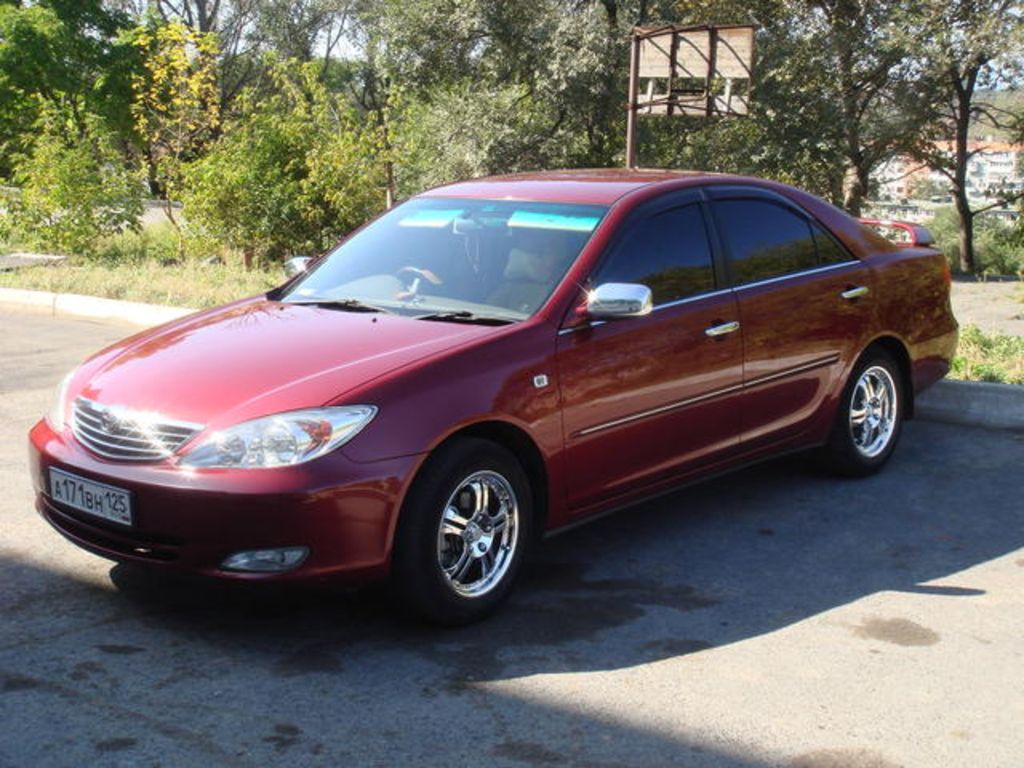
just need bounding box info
[75,299,492,428]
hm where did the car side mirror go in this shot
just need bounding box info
[586,283,653,319]
[284,256,312,278]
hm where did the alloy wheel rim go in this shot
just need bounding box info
[436,470,519,598]
[849,365,898,458]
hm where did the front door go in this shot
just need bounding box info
[556,196,744,513]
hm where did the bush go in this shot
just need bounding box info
[926,206,1024,277]
[6,111,144,256]
[92,223,180,265]
[951,325,1024,385]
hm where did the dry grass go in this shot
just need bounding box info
[0,259,281,309]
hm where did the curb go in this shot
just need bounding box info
[0,287,195,327]
[916,379,1024,430]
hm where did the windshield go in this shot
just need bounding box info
[282,197,607,321]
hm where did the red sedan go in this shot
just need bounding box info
[29,170,958,623]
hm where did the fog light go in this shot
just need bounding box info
[220,546,309,573]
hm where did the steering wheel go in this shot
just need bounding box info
[396,266,443,301]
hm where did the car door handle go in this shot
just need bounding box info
[705,320,740,338]
[841,286,870,300]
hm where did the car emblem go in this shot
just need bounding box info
[99,410,121,434]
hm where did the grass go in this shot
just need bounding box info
[0,219,284,307]
[950,325,1024,385]
[0,258,281,309]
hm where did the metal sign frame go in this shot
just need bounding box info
[625,24,756,168]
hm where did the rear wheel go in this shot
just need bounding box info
[822,348,904,477]
[391,438,533,624]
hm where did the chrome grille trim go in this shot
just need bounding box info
[72,398,204,462]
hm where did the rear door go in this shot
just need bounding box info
[707,187,872,447]
[556,192,744,512]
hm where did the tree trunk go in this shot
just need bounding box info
[242,247,254,271]
[954,190,975,273]
[163,198,185,260]
[844,163,871,218]
[949,64,978,273]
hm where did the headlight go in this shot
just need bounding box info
[179,406,377,469]
[46,369,76,432]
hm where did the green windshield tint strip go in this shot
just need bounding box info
[507,210,602,232]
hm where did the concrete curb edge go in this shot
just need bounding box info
[915,379,1024,431]
[0,287,195,327]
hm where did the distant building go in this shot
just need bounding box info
[872,141,1023,203]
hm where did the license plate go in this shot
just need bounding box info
[49,468,133,526]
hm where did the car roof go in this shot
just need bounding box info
[417,168,900,259]
[418,168,720,205]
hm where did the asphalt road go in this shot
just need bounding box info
[2,308,1023,768]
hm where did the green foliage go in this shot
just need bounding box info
[183,60,384,260]
[951,325,1024,384]
[93,222,180,265]
[5,110,144,256]
[926,207,1024,276]
[0,1,136,176]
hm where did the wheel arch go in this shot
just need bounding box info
[862,335,915,419]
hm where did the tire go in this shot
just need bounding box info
[391,437,533,625]
[822,347,904,477]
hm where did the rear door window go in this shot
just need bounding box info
[713,199,818,285]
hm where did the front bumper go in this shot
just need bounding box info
[29,419,420,583]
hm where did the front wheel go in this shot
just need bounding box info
[822,348,904,477]
[391,438,533,624]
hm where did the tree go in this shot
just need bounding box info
[129,20,220,254]
[0,1,136,176]
[911,0,1024,273]
[793,0,931,216]
[182,59,382,265]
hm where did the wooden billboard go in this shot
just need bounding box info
[625,24,755,167]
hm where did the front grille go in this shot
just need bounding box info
[72,397,203,462]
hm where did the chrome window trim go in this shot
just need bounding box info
[558,320,606,336]
[733,260,859,292]
[652,288,734,312]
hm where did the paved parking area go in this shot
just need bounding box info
[2,308,1023,768]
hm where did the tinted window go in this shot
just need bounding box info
[715,200,817,285]
[811,221,854,265]
[594,203,715,305]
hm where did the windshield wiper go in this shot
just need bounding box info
[415,310,516,326]
[288,298,391,314]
